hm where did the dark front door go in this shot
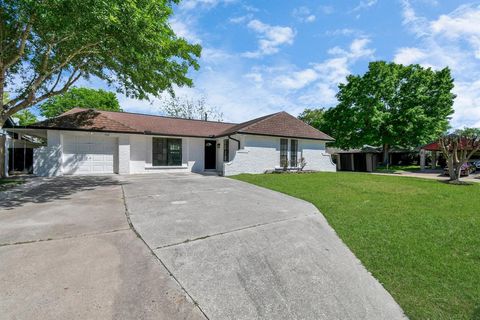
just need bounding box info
[204,140,216,170]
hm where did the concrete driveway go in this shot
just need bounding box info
[122,173,406,320]
[0,176,204,320]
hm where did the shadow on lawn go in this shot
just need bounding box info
[0,176,122,209]
[472,306,480,320]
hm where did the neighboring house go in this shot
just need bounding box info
[329,146,420,172]
[420,141,479,171]
[6,108,336,176]
[328,146,381,172]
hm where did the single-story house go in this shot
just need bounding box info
[7,108,336,176]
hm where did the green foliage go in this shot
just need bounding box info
[2,92,9,105]
[11,109,37,125]
[40,87,121,118]
[234,172,480,320]
[0,178,24,191]
[455,127,480,137]
[324,61,455,151]
[297,108,328,132]
[0,0,201,122]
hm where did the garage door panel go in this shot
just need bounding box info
[62,135,117,175]
[77,145,90,153]
[63,144,76,153]
[75,136,91,144]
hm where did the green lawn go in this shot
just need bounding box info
[233,172,480,320]
[0,178,24,191]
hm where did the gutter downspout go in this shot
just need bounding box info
[228,135,240,150]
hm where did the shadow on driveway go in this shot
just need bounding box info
[0,175,122,209]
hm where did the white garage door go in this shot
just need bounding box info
[63,135,116,175]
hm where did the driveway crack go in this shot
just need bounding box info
[154,214,313,250]
[0,228,131,248]
[120,184,211,320]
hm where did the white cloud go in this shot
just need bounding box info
[243,19,295,58]
[327,38,375,61]
[399,0,429,37]
[292,7,316,23]
[274,69,318,90]
[319,5,334,15]
[229,14,252,24]
[394,47,428,65]
[180,0,236,10]
[170,17,202,43]
[453,80,480,128]
[325,28,366,37]
[430,5,480,38]
[244,72,263,87]
[351,0,378,12]
[395,1,480,128]
[267,37,375,106]
[430,4,480,58]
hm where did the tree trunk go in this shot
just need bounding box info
[0,134,5,178]
[382,143,390,166]
[0,116,7,178]
[447,156,457,181]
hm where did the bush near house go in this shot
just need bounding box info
[0,178,24,191]
[233,172,480,320]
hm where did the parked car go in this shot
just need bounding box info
[468,161,477,173]
[444,163,472,176]
[471,160,480,169]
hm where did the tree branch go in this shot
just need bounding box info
[5,69,83,118]
[4,17,34,69]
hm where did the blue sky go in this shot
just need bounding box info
[84,0,480,128]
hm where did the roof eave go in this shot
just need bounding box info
[233,131,335,141]
[24,126,218,139]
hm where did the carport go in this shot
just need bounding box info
[3,127,44,175]
[420,141,480,171]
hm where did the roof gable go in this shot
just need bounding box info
[219,112,334,141]
[31,109,138,133]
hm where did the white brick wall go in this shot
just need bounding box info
[118,135,130,174]
[33,146,61,176]
[33,130,63,176]
[129,135,205,174]
[36,131,335,176]
[300,139,336,172]
[223,135,336,176]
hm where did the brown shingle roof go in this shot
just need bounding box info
[28,108,334,141]
[218,112,334,141]
[30,108,234,138]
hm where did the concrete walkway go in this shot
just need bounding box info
[122,173,406,320]
[0,176,204,320]
[372,170,480,183]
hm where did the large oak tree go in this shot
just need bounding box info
[0,0,201,176]
[323,61,455,164]
[40,87,121,118]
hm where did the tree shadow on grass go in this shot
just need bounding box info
[472,305,480,320]
[0,176,122,209]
